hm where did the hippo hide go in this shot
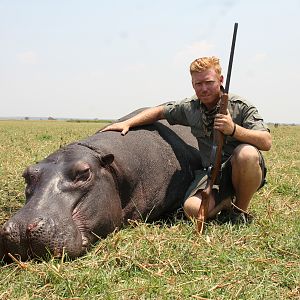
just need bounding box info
[0,108,202,261]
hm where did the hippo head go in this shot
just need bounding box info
[0,143,122,262]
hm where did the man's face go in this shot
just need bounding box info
[191,68,223,110]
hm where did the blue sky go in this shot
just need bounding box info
[1,0,299,123]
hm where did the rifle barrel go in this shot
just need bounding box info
[225,23,238,94]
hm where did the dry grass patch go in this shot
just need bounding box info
[0,121,299,299]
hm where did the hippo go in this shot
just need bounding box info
[0,108,202,262]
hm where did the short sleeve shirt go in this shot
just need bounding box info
[163,93,269,168]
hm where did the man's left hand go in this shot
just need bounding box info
[214,109,235,135]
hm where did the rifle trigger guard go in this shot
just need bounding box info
[207,165,213,179]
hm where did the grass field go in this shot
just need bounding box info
[0,120,299,300]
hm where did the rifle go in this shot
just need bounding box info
[197,23,238,234]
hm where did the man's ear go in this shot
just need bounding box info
[220,75,224,84]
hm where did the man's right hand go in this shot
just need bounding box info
[101,121,130,136]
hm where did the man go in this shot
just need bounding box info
[102,56,272,223]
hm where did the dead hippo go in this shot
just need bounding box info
[0,109,201,261]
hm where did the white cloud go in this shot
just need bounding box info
[16,51,38,64]
[173,41,215,66]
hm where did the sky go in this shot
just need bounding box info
[0,0,299,124]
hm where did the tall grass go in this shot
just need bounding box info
[0,121,299,299]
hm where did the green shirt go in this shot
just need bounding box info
[163,93,269,168]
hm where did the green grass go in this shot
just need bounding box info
[0,121,299,299]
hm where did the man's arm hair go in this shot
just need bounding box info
[101,105,165,135]
[125,105,165,128]
[232,125,272,151]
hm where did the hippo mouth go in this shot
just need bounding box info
[25,217,66,258]
[71,205,91,250]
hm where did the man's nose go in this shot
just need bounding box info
[201,83,208,91]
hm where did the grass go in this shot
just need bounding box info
[0,120,299,299]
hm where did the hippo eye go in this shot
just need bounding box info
[73,163,91,183]
[22,169,37,185]
[22,169,38,198]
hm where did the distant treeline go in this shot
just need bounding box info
[1,117,115,123]
[267,123,299,127]
[66,119,113,123]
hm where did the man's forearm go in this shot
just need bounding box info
[233,125,272,151]
[125,106,165,128]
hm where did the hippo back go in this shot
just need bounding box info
[80,110,202,222]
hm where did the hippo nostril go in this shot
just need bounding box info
[2,222,17,238]
[3,223,12,233]
[1,222,21,250]
[2,226,10,234]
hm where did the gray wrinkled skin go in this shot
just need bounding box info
[0,110,201,262]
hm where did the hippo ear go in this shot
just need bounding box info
[100,154,114,167]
